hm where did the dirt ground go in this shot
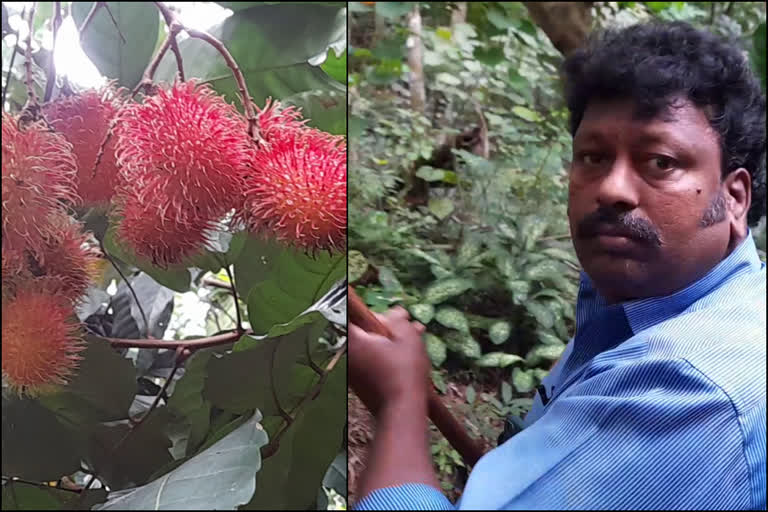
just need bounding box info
[348,376,506,506]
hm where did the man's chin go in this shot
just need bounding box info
[581,259,655,303]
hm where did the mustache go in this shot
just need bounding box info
[577,207,662,247]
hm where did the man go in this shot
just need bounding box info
[349,21,766,510]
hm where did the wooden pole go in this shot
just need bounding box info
[348,286,485,467]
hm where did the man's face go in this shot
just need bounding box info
[568,97,749,303]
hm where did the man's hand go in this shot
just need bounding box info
[348,306,431,416]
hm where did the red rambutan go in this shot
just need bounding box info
[43,86,126,207]
[241,128,347,254]
[1,114,79,256]
[115,185,213,267]
[114,80,254,222]
[255,98,307,141]
[1,291,85,397]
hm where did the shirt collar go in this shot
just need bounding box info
[577,232,762,335]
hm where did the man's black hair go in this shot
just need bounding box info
[563,21,766,226]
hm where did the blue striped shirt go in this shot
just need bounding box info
[355,234,766,510]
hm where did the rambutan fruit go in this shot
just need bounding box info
[1,114,79,256]
[26,216,97,303]
[43,86,126,207]
[114,80,254,222]
[115,185,212,267]
[1,249,26,301]
[255,98,307,141]
[240,128,347,254]
[1,291,85,397]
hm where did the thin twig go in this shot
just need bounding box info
[270,342,292,423]
[99,240,151,338]
[43,1,62,102]
[223,263,243,334]
[1,477,82,495]
[112,351,183,451]
[23,2,38,109]
[154,2,184,81]
[151,1,259,141]
[103,328,249,349]
[131,36,171,98]
[101,3,126,44]
[538,233,571,241]
[305,335,324,376]
[2,6,24,108]
[78,1,103,41]
[262,344,347,460]
[203,277,232,289]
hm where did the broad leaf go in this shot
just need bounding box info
[94,411,268,510]
[72,2,159,89]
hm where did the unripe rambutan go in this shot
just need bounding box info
[1,114,79,256]
[1,291,85,397]
[115,185,212,267]
[114,80,254,222]
[241,128,347,254]
[43,86,125,207]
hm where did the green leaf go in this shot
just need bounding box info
[94,411,268,510]
[423,278,473,304]
[475,352,524,368]
[465,385,476,405]
[416,166,452,182]
[284,88,346,135]
[348,250,369,284]
[435,306,470,333]
[156,3,345,107]
[525,343,566,367]
[473,45,505,66]
[488,321,511,344]
[443,331,482,359]
[512,367,536,393]
[501,381,512,404]
[506,280,530,303]
[71,2,159,89]
[538,331,564,346]
[456,237,483,268]
[246,245,345,336]
[511,105,541,123]
[2,397,84,481]
[409,303,435,324]
[525,300,555,329]
[321,48,347,84]
[423,333,447,367]
[233,235,284,299]
[245,358,346,509]
[428,198,455,220]
[377,266,403,292]
[166,350,214,456]
[205,326,319,416]
[38,336,136,430]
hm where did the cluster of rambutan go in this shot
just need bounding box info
[111,80,347,267]
[2,113,97,396]
[2,80,346,394]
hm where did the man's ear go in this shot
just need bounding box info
[723,168,750,236]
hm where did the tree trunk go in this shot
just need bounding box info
[407,3,426,113]
[524,2,593,56]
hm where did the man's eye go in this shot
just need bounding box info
[580,153,604,166]
[651,156,676,171]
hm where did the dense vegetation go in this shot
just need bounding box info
[348,1,766,501]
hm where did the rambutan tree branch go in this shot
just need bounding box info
[78,1,103,41]
[103,328,250,349]
[23,2,38,109]
[1,477,82,495]
[151,1,260,142]
[223,262,244,334]
[43,1,61,102]
[154,2,185,82]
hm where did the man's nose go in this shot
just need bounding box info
[595,156,640,211]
